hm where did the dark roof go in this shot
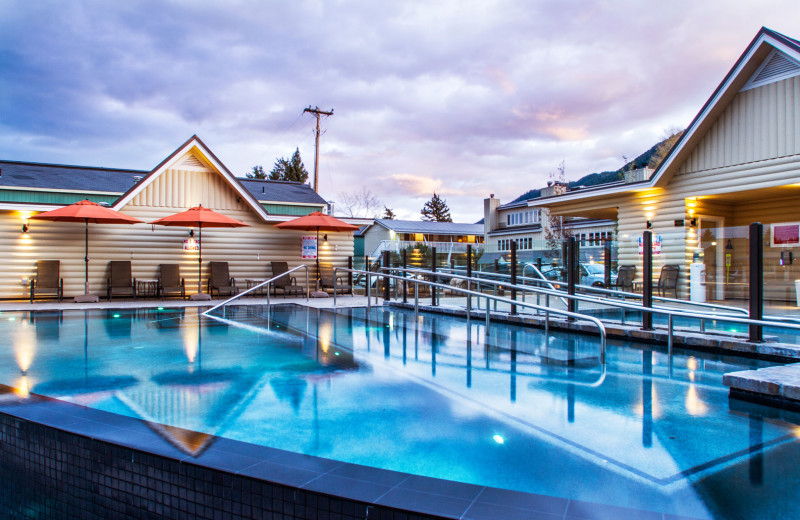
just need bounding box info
[0,160,146,192]
[374,219,483,235]
[238,179,327,205]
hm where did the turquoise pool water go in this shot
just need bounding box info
[0,304,798,520]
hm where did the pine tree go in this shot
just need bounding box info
[383,206,396,220]
[420,193,452,222]
[246,165,267,179]
[269,148,309,183]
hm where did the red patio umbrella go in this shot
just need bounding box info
[150,205,249,298]
[274,211,359,291]
[31,199,144,299]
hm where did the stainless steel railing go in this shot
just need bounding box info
[387,266,800,356]
[334,266,608,364]
[203,264,309,316]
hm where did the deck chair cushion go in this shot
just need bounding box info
[107,261,135,300]
[209,261,238,297]
[319,262,352,295]
[30,260,63,303]
[271,262,305,297]
[159,264,185,299]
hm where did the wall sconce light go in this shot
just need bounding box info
[188,229,194,238]
[21,221,29,233]
[323,234,329,242]
[646,220,653,229]
[689,218,697,227]
[726,239,733,250]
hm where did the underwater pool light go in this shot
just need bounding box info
[492,434,504,445]
[113,314,121,318]
[157,307,164,311]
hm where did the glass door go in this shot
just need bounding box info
[698,216,725,300]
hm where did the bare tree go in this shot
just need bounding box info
[648,127,685,170]
[542,161,573,255]
[337,187,382,218]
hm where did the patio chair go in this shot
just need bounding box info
[158,264,185,300]
[657,265,681,298]
[208,261,238,297]
[614,265,636,293]
[319,262,353,295]
[30,260,63,303]
[107,261,136,301]
[270,261,305,297]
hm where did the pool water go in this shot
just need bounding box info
[1,305,799,520]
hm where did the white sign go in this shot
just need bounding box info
[183,238,200,251]
[638,235,662,255]
[302,236,318,259]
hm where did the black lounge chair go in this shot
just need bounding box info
[658,265,681,298]
[30,260,63,303]
[319,262,352,295]
[208,261,238,297]
[270,262,305,297]
[107,261,136,301]
[614,265,636,293]
[159,264,185,299]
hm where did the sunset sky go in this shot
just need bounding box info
[2,1,800,221]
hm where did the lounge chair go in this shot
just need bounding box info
[107,261,136,301]
[158,264,185,299]
[614,265,636,293]
[657,265,681,298]
[319,262,352,295]
[208,261,238,297]
[271,261,305,297]
[30,260,63,303]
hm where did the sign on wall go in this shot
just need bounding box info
[302,236,318,259]
[770,222,800,247]
[183,238,200,251]
[638,235,662,255]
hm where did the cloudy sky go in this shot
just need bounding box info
[2,1,799,221]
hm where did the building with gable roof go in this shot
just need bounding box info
[359,218,484,260]
[484,27,800,301]
[0,136,356,299]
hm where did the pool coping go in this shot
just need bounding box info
[0,385,703,520]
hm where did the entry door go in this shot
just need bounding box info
[698,216,725,300]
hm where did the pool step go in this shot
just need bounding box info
[723,363,800,410]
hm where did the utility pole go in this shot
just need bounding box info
[303,106,334,192]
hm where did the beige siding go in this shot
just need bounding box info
[679,76,800,175]
[1,160,354,300]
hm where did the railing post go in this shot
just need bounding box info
[510,241,517,315]
[749,222,764,342]
[382,251,390,301]
[402,249,408,304]
[348,256,353,292]
[603,239,612,288]
[566,236,576,317]
[431,247,437,306]
[366,272,371,312]
[466,245,472,313]
[668,313,674,356]
[642,230,654,330]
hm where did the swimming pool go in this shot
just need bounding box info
[1,304,798,520]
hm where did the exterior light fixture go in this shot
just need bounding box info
[189,229,194,238]
[21,221,29,233]
[646,220,653,229]
[689,218,697,227]
[323,234,328,242]
[726,239,733,250]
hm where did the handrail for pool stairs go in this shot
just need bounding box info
[203,264,309,317]
[333,266,609,364]
[387,266,800,358]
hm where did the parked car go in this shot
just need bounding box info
[529,262,616,287]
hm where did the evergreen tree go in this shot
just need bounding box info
[420,193,452,222]
[246,165,267,179]
[383,206,396,220]
[269,148,309,183]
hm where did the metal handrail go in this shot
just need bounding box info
[334,266,608,364]
[203,264,309,316]
[389,267,800,356]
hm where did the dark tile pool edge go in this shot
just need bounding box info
[0,387,700,520]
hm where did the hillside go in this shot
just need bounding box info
[510,133,679,203]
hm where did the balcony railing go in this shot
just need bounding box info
[370,240,484,258]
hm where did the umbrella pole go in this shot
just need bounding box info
[198,223,203,294]
[316,227,320,292]
[84,219,89,294]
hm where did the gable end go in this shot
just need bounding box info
[742,49,800,91]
